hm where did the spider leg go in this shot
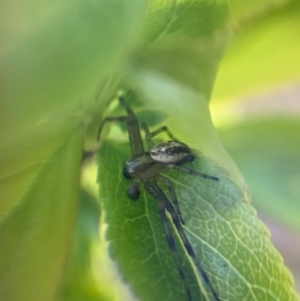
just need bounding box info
[162,195,220,301]
[144,181,192,301]
[168,165,219,181]
[118,96,145,157]
[141,122,155,148]
[142,123,178,146]
[97,116,128,141]
[98,96,145,157]
[158,175,185,225]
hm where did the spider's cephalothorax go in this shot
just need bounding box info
[98,94,220,301]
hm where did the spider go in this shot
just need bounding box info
[98,94,220,301]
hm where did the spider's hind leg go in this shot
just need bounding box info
[158,175,185,225]
[163,196,220,301]
[145,182,192,301]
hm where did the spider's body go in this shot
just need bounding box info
[98,94,220,301]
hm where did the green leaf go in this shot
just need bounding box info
[59,188,113,301]
[1,0,147,134]
[0,122,83,301]
[228,0,291,24]
[139,0,228,43]
[218,117,300,229]
[126,0,229,102]
[97,140,298,301]
[212,0,300,103]
[128,34,228,101]
[0,6,148,283]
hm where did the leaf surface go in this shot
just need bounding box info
[97,140,299,301]
[59,188,115,301]
[0,0,147,134]
[0,123,83,301]
[126,0,229,102]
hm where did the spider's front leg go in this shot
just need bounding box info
[141,123,178,148]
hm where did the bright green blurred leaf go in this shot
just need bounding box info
[218,117,300,229]
[139,0,228,43]
[0,5,148,298]
[59,188,112,301]
[98,140,298,301]
[0,0,147,134]
[0,123,83,301]
[228,0,291,23]
[212,0,300,103]
[128,33,228,102]
[126,0,229,102]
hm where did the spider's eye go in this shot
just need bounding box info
[123,165,132,179]
[127,184,140,201]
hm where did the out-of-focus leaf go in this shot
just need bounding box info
[0,123,83,301]
[125,0,229,102]
[228,0,292,24]
[0,0,147,135]
[139,0,228,43]
[218,117,300,229]
[212,0,300,104]
[128,33,228,102]
[97,140,299,301]
[59,188,112,301]
[0,1,121,298]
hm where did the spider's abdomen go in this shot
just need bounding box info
[150,141,195,165]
